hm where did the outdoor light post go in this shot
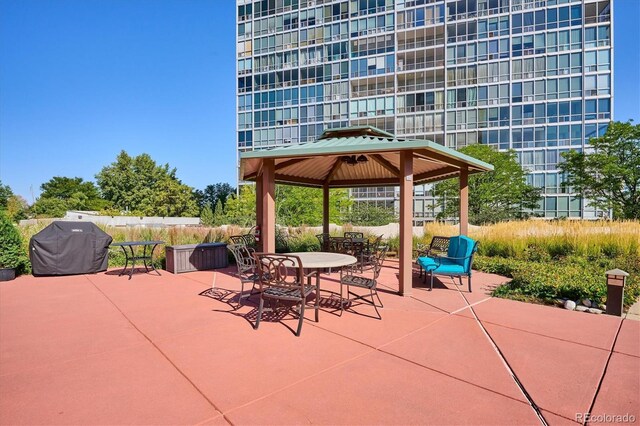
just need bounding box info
[605,269,629,317]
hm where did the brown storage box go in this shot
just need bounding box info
[165,243,228,274]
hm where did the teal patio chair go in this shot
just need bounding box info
[417,235,478,292]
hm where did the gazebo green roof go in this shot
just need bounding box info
[239,126,493,188]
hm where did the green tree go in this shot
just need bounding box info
[6,195,29,222]
[559,121,640,219]
[154,177,200,217]
[221,184,351,227]
[42,177,108,211]
[275,186,350,226]
[224,185,256,227]
[212,200,227,226]
[95,151,198,217]
[342,202,397,226]
[194,183,236,212]
[434,144,541,224]
[41,176,99,200]
[0,180,13,210]
[35,176,109,213]
[200,205,215,226]
[31,198,69,218]
[0,181,29,222]
[0,211,30,274]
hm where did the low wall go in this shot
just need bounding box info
[20,212,200,228]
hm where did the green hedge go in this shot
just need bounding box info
[0,212,30,274]
[474,255,640,308]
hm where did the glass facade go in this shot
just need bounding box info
[237,0,613,223]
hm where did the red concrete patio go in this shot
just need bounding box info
[1,262,638,425]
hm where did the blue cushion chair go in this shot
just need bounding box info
[417,236,479,292]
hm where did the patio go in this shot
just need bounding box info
[0,263,638,425]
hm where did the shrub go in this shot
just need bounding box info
[0,212,30,274]
[479,240,514,258]
[288,233,320,252]
[478,255,640,308]
[523,244,552,263]
[546,241,575,259]
[385,236,399,253]
[601,242,624,258]
[473,256,520,277]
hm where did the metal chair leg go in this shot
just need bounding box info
[238,282,246,306]
[370,289,382,319]
[468,275,472,293]
[430,271,434,291]
[315,275,320,322]
[374,289,383,308]
[255,297,264,330]
[296,303,305,336]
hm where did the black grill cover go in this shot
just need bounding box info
[30,221,113,276]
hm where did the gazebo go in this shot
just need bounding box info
[239,126,493,295]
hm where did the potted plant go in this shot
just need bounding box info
[0,211,29,281]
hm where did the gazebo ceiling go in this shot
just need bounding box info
[239,126,493,188]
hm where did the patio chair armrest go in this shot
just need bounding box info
[304,270,319,279]
[437,253,474,261]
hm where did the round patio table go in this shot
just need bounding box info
[284,252,357,269]
[285,252,357,312]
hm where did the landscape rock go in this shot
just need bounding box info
[564,300,577,310]
[575,305,589,312]
[581,299,592,308]
[588,308,603,314]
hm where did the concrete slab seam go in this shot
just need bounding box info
[583,317,626,426]
[455,286,548,426]
[466,319,619,354]
[449,297,492,315]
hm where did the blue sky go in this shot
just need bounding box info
[1,0,638,202]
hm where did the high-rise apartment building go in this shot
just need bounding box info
[237,0,612,223]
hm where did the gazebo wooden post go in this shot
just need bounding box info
[322,183,330,235]
[399,150,414,296]
[255,179,263,251]
[261,159,276,253]
[459,168,469,236]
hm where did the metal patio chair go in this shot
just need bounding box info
[358,234,382,272]
[344,231,364,239]
[415,236,451,278]
[252,253,319,337]
[417,236,478,292]
[340,245,388,319]
[229,235,248,245]
[316,233,331,252]
[227,243,260,305]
